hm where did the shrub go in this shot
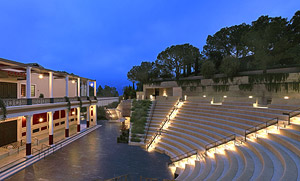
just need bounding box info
[220,56,240,77]
[131,137,141,142]
[201,61,215,78]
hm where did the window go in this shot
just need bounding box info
[31,85,35,97]
[21,84,36,97]
[21,84,26,97]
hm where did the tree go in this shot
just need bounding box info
[203,23,251,71]
[97,85,119,97]
[220,56,240,77]
[123,86,136,100]
[156,44,201,79]
[201,61,215,78]
[127,61,158,91]
[244,15,292,70]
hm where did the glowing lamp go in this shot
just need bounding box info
[72,80,75,84]
[284,96,289,99]
[39,118,43,122]
[249,96,253,99]
[72,111,75,115]
[223,95,227,98]
[203,95,206,98]
[90,82,94,87]
[39,74,43,79]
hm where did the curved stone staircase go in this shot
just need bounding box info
[146,97,300,180]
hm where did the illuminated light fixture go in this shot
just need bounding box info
[90,82,94,87]
[72,80,75,84]
[39,118,43,122]
[39,74,43,79]
[203,95,206,98]
[72,111,75,115]
[223,95,227,98]
[284,96,289,99]
[249,96,253,99]
[184,95,187,101]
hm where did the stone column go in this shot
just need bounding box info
[48,111,54,145]
[26,115,33,156]
[86,80,89,97]
[86,106,90,128]
[93,106,97,126]
[77,78,81,97]
[65,109,69,137]
[65,75,69,97]
[26,67,32,105]
[49,72,53,101]
[94,81,97,97]
[77,107,81,132]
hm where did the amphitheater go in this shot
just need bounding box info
[143,95,300,181]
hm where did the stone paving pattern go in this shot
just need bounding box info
[6,120,173,180]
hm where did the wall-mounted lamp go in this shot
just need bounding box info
[72,80,75,84]
[39,118,43,122]
[203,95,206,98]
[284,96,289,99]
[249,96,253,99]
[223,95,227,98]
[39,74,43,79]
[72,111,75,115]
[90,82,94,87]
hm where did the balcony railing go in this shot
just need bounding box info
[1,96,97,107]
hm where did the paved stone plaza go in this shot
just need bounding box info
[6,120,173,181]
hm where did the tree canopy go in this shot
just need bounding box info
[126,10,300,89]
[97,85,119,97]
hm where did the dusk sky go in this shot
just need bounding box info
[0,1,299,94]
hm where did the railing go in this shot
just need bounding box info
[144,101,157,143]
[2,96,97,107]
[146,99,183,151]
[205,134,236,153]
[283,107,300,125]
[105,174,130,181]
[170,149,198,163]
[244,117,279,141]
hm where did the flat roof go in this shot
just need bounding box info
[0,57,96,81]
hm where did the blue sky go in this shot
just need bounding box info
[0,0,299,94]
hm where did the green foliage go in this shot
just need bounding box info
[117,129,129,143]
[0,98,7,120]
[130,100,151,136]
[123,86,136,100]
[97,85,119,97]
[97,102,119,120]
[39,93,44,98]
[189,86,197,92]
[213,77,229,84]
[212,85,229,92]
[127,61,159,91]
[176,79,202,87]
[156,43,201,79]
[201,61,215,78]
[248,73,289,84]
[130,137,141,142]
[239,84,254,91]
[220,56,240,77]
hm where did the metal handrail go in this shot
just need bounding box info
[146,99,182,150]
[283,107,300,125]
[105,174,129,181]
[244,117,278,141]
[144,101,156,143]
[169,149,198,163]
[205,134,236,152]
